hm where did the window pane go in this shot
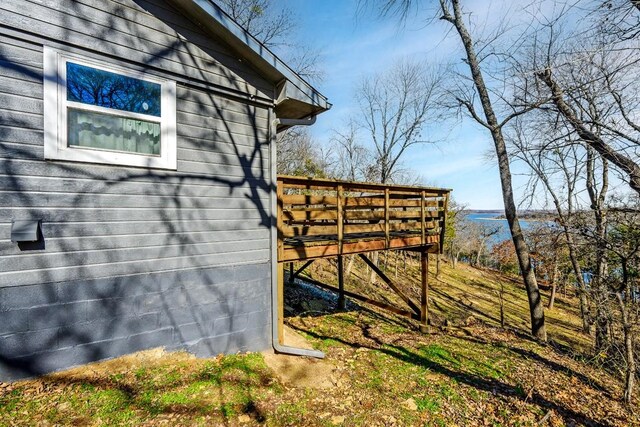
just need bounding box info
[67,62,161,117]
[68,108,161,155]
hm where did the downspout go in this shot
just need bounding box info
[268,109,325,359]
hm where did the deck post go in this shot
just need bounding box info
[384,188,390,248]
[278,261,285,344]
[439,193,449,254]
[420,190,426,246]
[337,255,346,310]
[288,262,294,284]
[420,248,429,333]
[337,185,344,254]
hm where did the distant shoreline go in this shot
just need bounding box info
[476,217,548,222]
[468,211,554,222]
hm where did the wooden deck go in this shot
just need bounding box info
[275,175,451,347]
[277,175,450,262]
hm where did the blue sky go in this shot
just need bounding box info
[273,0,532,210]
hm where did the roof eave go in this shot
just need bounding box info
[169,0,331,118]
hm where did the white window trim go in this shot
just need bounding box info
[43,46,177,170]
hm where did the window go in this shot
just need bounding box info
[44,47,177,169]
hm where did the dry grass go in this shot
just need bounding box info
[300,253,591,352]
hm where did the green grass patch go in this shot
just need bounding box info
[419,344,461,367]
[415,396,440,412]
[273,400,309,425]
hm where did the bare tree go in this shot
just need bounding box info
[436,0,547,340]
[276,127,329,177]
[511,8,640,343]
[217,0,324,82]
[591,0,640,41]
[535,68,640,195]
[443,199,468,269]
[470,222,501,267]
[591,200,640,404]
[585,147,612,351]
[217,0,295,47]
[329,119,375,182]
[530,6,640,195]
[355,59,442,184]
[529,225,565,311]
[369,0,547,340]
[510,119,593,332]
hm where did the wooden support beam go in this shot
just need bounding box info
[281,235,440,262]
[344,210,440,221]
[278,175,450,196]
[337,255,345,310]
[291,259,315,280]
[358,253,421,316]
[282,194,441,208]
[420,249,429,333]
[288,262,294,285]
[300,275,419,320]
[282,221,438,238]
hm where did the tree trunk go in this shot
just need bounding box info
[548,284,557,310]
[616,292,635,405]
[403,251,407,273]
[623,323,635,405]
[563,229,591,333]
[395,251,399,279]
[475,241,483,266]
[346,255,355,276]
[454,248,462,269]
[586,148,610,349]
[441,0,546,341]
[594,290,611,353]
[547,257,558,309]
[369,251,379,285]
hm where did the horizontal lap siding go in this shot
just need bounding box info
[0,7,274,289]
[0,0,273,99]
[0,264,271,381]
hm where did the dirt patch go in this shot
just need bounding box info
[262,325,337,389]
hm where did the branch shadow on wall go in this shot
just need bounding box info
[0,0,279,381]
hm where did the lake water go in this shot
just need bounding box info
[466,212,538,247]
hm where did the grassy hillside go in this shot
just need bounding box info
[294,254,591,352]
[0,255,635,426]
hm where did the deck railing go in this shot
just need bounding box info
[277,175,451,262]
[275,175,452,345]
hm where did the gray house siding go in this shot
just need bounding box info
[0,0,276,380]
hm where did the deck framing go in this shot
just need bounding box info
[276,175,451,340]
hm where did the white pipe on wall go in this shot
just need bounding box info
[268,109,325,359]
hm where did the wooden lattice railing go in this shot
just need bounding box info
[277,175,451,262]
